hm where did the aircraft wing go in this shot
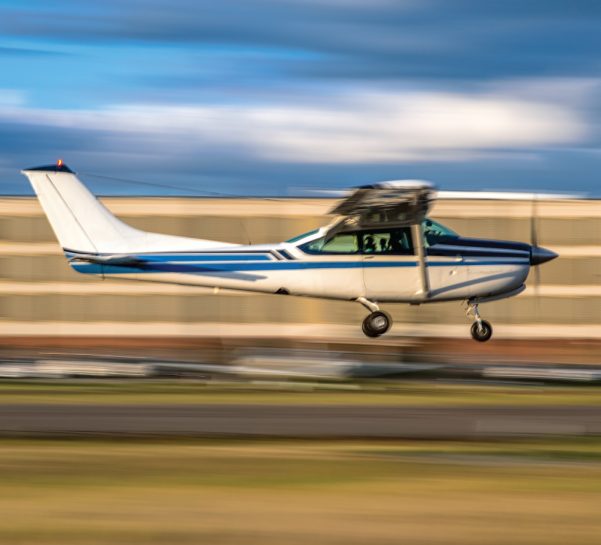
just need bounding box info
[307,188,581,201]
[328,180,436,232]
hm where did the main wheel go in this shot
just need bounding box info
[362,319,378,338]
[470,320,493,342]
[362,311,391,338]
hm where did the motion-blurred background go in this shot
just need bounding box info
[0,194,598,342]
[0,1,600,544]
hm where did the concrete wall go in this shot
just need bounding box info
[0,197,599,339]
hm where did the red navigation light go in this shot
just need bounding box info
[57,159,63,168]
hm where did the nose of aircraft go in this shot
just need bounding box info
[530,246,558,266]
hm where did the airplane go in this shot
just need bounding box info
[22,161,558,342]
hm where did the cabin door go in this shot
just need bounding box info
[361,227,419,300]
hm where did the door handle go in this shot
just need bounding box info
[364,255,375,260]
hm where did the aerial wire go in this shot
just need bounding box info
[80,171,319,203]
[79,170,337,245]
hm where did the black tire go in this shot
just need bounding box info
[362,311,391,338]
[470,320,493,342]
[362,319,379,338]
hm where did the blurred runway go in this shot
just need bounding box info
[2,404,600,439]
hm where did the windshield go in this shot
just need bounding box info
[422,219,458,246]
[290,221,456,248]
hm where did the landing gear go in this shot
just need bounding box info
[357,297,392,338]
[466,301,493,342]
[362,311,392,337]
[470,320,493,342]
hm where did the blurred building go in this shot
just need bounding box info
[0,196,599,340]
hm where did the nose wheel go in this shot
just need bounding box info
[467,301,493,342]
[470,320,493,342]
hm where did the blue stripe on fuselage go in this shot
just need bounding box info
[71,258,529,275]
[65,252,275,262]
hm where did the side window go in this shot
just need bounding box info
[360,228,413,255]
[300,233,359,254]
[362,232,391,254]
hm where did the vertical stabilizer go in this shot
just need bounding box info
[21,163,235,254]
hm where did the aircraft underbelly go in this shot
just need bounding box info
[429,259,529,301]
[103,265,364,300]
[466,261,529,298]
[259,266,364,298]
[99,256,529,303]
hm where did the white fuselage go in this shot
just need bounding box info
[21,164,549,328]
[67,232,531,304]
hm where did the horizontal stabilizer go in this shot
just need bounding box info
[67,252,147,267]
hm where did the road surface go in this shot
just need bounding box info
[1,404,599,438]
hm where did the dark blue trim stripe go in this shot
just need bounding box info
[65,251,274,263]
[140,254,274,262]
[450,237,531,252]
[278,249,296,260]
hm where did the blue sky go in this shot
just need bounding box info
[0,0,600,195]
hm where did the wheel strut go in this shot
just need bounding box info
[356,296,380,313]
[466,300,493,342]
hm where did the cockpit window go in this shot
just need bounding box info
[422,219,458,246]
[296,222,456,254]
[301,233,359,254]
[299,227,414,255]
[360,228,413,255]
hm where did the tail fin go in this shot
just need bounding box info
[22,163,235,254]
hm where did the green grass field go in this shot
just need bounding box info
[0,381,601,406]
[1,438,601,544]
[0,379,600,406]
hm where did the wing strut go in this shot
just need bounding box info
[412,223,430,301]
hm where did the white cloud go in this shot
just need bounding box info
[0,80,592,164]
[0,89,26,107]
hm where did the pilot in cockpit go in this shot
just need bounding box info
[364,235,376,253]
